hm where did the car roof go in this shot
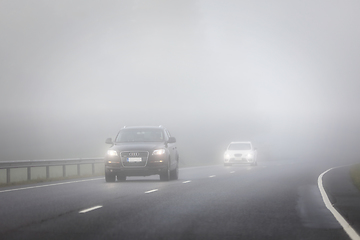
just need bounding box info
[121,126,165,130]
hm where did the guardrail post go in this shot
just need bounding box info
[77,164,80,176]
[46,166,49,179]
[63,165,66,177]
[92,163,95,175]
[27,167,31,180]
[7,168,10,184]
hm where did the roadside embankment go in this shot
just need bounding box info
[350,163,360,191]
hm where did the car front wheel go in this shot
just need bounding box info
[105,171,116,182]
[170,165,179,180]
[160,163,170,181]
[117,174,126,181]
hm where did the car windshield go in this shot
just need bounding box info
[115,129,164,142]
[228,143,251,150]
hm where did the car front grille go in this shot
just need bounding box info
[120,151,149,167]
[234,154,242,157]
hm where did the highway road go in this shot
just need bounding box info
[0,160,354,240]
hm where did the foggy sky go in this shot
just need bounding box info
[1,1,360,163]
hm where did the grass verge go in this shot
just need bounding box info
[350,163,360,192]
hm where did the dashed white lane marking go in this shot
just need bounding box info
[209,175,216,178]
[79,205,103,214]
[230,171,235,174]
[145,189,158,194]
[318,167,360,240]
[182,180,191,184]
[0,178,103,193]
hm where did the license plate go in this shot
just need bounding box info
[127,157,142,162]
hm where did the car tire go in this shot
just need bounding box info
[105,171,116,182]
[170,165,179,180]
[117,174,126,182]
[160,162,170,181]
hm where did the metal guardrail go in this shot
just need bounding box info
[0,158,104,184]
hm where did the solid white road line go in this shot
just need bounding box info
[79,205,103,214]
[318,167,360,240]
[209,175,216,178]
[182,180,191,184]
[0,178,103,193]
[145,189,158,194]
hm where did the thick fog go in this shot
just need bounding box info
[1,1,360,164]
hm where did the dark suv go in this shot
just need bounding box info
[104,126,179,182]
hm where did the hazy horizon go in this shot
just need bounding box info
[1,1,360,165]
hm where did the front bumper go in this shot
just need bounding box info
[105,154,169,176]
[105,164,168,176]
[224,157,255,164]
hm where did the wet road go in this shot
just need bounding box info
[0,160,354,240]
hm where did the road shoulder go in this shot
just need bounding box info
[322,165,360,238]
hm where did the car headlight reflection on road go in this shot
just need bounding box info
[152,149,165,155]
[107,150,118,156]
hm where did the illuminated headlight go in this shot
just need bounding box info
[107,150,118,156]
[152,149,165,155]
[224,152,230,158]
[247,153,253,158]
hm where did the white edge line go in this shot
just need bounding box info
[145,189,158,194]
[183,180,191,184]
[318,167,360,240]
[0,178,103,193]
[79,205,103,214]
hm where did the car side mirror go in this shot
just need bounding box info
[168,137,176,143]
[105,138,113,144]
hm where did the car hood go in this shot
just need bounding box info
[110,142,166,152]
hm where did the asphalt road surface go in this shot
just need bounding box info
[0,160,355,240]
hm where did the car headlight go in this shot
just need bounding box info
[224,152,230,158]
[152,149,166,155]
[247,153,253,158]
[107,150,118,156]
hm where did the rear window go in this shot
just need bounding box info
[228,143,251,150]
[115,129,164,142]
